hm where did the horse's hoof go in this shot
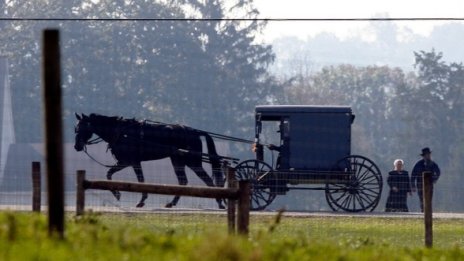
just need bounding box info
[136,202,145,208]
[165,203,174,208]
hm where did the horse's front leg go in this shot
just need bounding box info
[133,163,148,208]
[107,164,126,201]
[166,163,187,208]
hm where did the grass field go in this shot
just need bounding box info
[0,211,464,260]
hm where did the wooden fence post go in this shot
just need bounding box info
[237,180,250,235]
[42,29,64,238]
[76,170,86,216]
[423,171,433,248]
[32,162,41,212]
[226,167,237,234]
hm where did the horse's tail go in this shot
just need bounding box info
[201,132,224,187]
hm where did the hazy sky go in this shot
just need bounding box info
[253,0,464,41]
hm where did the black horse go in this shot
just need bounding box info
[74,113,225,209]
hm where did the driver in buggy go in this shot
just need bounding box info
[251,122,289,195]
[252,120,288,169]
[267,143,282,169]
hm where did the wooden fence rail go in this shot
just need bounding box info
[76,167,250,235]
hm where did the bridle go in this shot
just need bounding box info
[76,124,116,168]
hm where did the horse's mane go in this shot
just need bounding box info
[88,113,191,134]
[89,113,150,128]
[89,113,121,122]
[89,113,134,123]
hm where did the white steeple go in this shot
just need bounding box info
[0,57,15,184]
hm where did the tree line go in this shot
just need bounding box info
[1,0,463,210]
[277,50,464,211]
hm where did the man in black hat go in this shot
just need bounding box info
[410,147,441,212]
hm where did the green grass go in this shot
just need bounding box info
[0,211,464,260]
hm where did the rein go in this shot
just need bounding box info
[144,119,255,144]
[83,141,117,168]
[87,137,103,145]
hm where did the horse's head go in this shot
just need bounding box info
[74,113,94,151]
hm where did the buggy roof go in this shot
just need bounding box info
[255,105,352,115]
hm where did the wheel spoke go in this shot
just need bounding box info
[336,194,348,209]
[358,188,378,198]
[352,194,357,210]
[358,191,379,210]
[334,188,348,202]
[342,194,353,209]
[358,169,380,182]
[253,189,269,200]
[235,160,276,210]
[338,192,352,208]
[327,155,383,212]
[354,193,366,210]
[358,185,380,192]
[357,167,371,180]
[359,176,380,185]
[357,193,379,206]
[356,191,372,204]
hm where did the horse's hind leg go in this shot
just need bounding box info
[191,165,225,209]
[107,164,126,200]
[133,164,148,208]
[166,161,187,208]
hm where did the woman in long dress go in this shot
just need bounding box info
[385,159,411,212]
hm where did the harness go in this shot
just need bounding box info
[80,120,168,168]
[79,118,242,168]
[80,119,139,168]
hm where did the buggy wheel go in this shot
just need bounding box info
[235,159,277,210]
[325,155,383,212]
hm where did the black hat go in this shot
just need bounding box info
[420,147,432,156]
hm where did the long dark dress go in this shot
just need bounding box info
[385,170,411,212]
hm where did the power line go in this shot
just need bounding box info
[0,17,464,22]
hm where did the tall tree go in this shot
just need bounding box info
[404,50,464,210]
[1,0,279,143]
[283,64,409,167]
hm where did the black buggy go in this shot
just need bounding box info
[234,105,383,212]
